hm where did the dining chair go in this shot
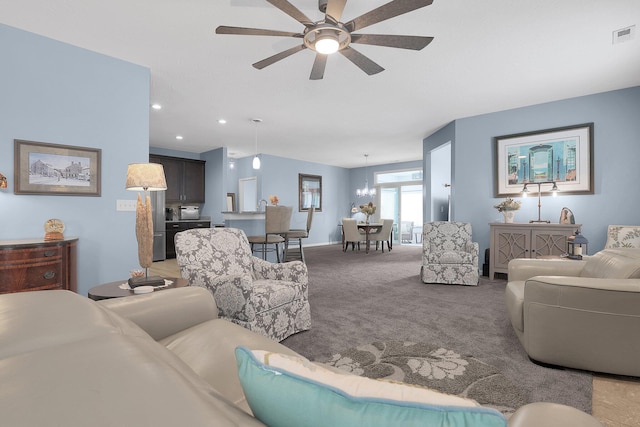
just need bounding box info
[342,218,363,252]
[370,218,394,252]
[247,206,292,262]
[282,206,314,263]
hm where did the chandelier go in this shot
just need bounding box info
[356,154,376,198]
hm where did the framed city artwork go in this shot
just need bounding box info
[493,123,593,197]
[299,173,322,212]
[14,139,102,196]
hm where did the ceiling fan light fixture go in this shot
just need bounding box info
[315,33,339,54]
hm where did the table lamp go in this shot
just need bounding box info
[125,163,167,287]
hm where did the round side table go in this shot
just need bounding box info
[88,277,189,301]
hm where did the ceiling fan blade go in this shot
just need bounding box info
[310,54,328,80]
[350,34,433,50]
[216,26,302,38]
[266,0,314,27]
[325,0,348,24]
[339,46,385,75]
[344,0,433,33]
[252,44,307,70]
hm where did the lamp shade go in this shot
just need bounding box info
[125,163,167,191]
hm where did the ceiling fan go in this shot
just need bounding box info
[216,0,434,80]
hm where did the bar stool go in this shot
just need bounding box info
[282,206,314,263]
[247,206,292,262]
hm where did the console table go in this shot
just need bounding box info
[0,237,78,294]
[489,223,581,279]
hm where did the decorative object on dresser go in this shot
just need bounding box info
[14,139,101,196]
[559,207,575,224]
[493,197,520,223]
[567,231,589,259]
[125,163,167,287]
[0,172,7,188]
[0,237,77,294]
[43,218,65,241]
[488,222,581,279]
[521,181,558,223]
[493,123,594,198]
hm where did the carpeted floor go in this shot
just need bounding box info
[281,243,593,413]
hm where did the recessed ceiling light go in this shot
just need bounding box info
[218,119,227,124]
[151,104,162,110]
[176,135,183,140]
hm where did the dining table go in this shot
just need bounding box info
[340,222,393,254]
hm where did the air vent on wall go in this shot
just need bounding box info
[612,25,635,44]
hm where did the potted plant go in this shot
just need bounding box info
[494,197,521,223]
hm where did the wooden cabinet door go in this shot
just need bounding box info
[531,227,571,257]
[151,155,182,202]
[182,160,205,203]
[494,227,529,271]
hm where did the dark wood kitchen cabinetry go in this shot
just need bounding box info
[165,221,211,259]
[0,238,78,294]
[150,154,205,203]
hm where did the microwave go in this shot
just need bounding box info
[179,206,200,220]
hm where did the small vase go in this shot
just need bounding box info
[365,214,370,224]
[502,211,516,223]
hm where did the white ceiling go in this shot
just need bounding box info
[1,0,638,168]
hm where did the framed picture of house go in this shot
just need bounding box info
[493,123,594,197]
[299,173,322,212]
[14,139,102,196]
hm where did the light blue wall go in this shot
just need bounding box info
[425,86,640,256]
[0,24,150,296]
[227,154,351,244]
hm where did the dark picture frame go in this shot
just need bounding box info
[14,139,102,196]
[299,173,322,212]
[493,123,594,197]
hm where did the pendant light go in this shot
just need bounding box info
[252,118,262,170]
[356,154,376,198]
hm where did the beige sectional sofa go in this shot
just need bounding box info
[505,248,640,376]
[1,287,602,426]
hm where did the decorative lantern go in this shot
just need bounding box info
[567,231,589,260]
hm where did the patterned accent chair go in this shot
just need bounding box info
[421,221,479,286]
[605,225,640,248]
[175,227,311,342]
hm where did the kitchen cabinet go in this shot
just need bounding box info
[0,237,78,294]
[150,154,205,203]
[166,221,211,259]
[489,223,581,279]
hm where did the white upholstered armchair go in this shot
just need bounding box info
[175,227,311,342]
[421,221,479,286]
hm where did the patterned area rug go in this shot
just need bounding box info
[324,341,528,417]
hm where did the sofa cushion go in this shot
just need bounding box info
[605,225,640,249]
[235,346,507,427]
[580,248,640,279]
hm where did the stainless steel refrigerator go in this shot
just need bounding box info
[150,190,166,261]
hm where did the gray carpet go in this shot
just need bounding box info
[281,243,592,413]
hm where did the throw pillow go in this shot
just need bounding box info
[235,346,507,427]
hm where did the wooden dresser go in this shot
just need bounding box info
[489,223,581,279]
[0,237,78,294]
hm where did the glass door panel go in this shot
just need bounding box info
[380,187,399,244]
